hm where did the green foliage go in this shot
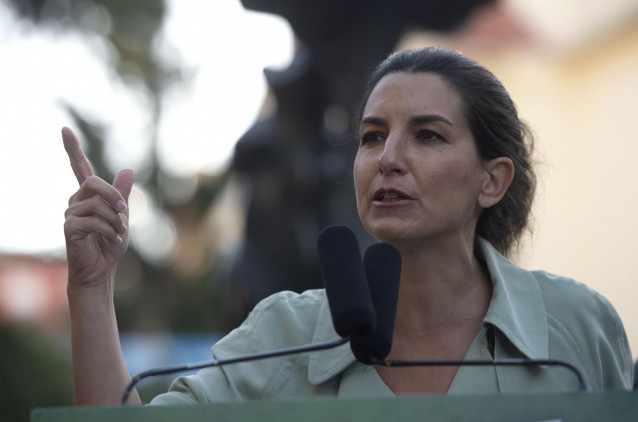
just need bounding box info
[4,0,176,88]
[0,325,73,422]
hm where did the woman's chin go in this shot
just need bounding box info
[365,224,414,246]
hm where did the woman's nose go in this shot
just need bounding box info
[378,136,406,175]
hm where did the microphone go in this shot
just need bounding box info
[317,225,377,340]
[120,225,377,405]
[351,242,401,364]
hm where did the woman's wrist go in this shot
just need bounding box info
[67,274,116,308]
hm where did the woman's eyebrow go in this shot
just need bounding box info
[409,114,454,126]
[360,116,386,127]
[360,114,454,127]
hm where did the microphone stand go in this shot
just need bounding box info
[371,358,589,392]
[121,336,589,405]
[120,335,351,405]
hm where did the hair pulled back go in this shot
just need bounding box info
[357,47,536,256]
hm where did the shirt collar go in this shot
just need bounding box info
[478,237,549,360]
[306,238,550,385]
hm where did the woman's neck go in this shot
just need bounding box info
[376,235,494,394]
[392,238,493,337]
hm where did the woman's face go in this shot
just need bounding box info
[354,72,489,250]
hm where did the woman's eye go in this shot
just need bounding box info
[416,129,444,144]
[360,131,385,146]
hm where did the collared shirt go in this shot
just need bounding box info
[150,239,633,405]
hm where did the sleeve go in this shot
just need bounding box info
[149,371,229,405]
[536,272,633,392]
[148,290,324,405]
[594,293,634,391]
[561,281,633,391]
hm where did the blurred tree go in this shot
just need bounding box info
[0,325,72,422]
[4,0,226,332]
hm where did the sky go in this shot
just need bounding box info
[0,0,293,256]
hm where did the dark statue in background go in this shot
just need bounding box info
[225,0,495,329]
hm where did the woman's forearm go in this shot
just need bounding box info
[68,283,141,406]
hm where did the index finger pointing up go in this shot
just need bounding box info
[62,126,95,185]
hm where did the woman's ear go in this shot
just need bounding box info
[478,157,515,208]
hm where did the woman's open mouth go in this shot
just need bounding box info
[373,189,413,204]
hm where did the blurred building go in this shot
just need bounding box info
[0,254,68,329]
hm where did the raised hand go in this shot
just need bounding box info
[62,127,141,405]
[62,126,135,289]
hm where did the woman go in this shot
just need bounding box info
[62,47,633,405]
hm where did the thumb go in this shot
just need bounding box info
[113,169,135,203]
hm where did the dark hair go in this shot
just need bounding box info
[357,47,536,256]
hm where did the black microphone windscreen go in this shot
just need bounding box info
[351,242,401,364]
[317,226,376,339]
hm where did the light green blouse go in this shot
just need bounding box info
[150,238,633,405]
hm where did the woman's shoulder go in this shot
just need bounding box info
[239,289,328,345]
[151,289,332,404]
[529,270,633,390]
[529,270,620,322]
[249,288,327,317]
[481,238,624,332]
[528,269,627,343]
[222,288,329,352]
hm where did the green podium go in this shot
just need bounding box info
[32,391,638,421]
